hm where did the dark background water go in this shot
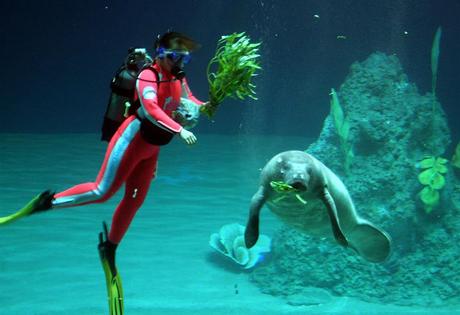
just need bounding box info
[1,0,459,141]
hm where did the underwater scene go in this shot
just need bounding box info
[1,1,460,314]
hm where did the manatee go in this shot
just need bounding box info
[244,150,391,263]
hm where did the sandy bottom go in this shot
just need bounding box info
[0,133,458,314]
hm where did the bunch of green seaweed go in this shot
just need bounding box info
[203,32,262,118]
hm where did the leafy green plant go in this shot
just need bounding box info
[203,32,262,118]
[330,88,353,174]
[269,181,307,205]
[452,142,460,168]
[427,26,442,152]
[270,181,297,193]
[431,26,442,103]
[417,156,448,213]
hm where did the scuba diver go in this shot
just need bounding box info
[0,31,208,315]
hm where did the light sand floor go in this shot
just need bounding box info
[0,134,459,314]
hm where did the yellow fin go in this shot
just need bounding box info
[0,193,43,225]
[100,258,124,315]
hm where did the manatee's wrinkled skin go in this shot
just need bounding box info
[244,150,391,263]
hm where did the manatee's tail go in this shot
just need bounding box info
[0,190,54,226]
[98,221,124,315]
[347,221,392,263]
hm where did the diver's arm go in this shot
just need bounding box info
[137,69,183,133]
[181,78,204,106]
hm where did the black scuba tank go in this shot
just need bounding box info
[101,48,153,142]
[101,64,139,142]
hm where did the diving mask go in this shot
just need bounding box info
[156,47,192,65]
[166,50,191,65]
[156,47,191,79]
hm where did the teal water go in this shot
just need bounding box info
[0,134,457,315]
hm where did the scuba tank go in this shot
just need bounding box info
[101,48,153,142]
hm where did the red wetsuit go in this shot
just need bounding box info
[52,63,203,243]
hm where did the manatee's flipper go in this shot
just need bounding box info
[245,216,260,249]
[245,186,267,248]
[321,186,348,247]
[98,222,124,315]
[347,221,392,263]
[0,190,54,226]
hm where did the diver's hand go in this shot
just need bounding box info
[179,128,197,145]
[199,101,211,113]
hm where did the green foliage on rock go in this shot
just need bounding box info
[330,88,354,174]
[452,142,460,168]
[431,26,442,99]
[417,156,448,213]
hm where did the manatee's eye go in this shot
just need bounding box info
[280,161,291,174]
[303,168,313,182]
[276,157,287,173]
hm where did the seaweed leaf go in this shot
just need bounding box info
[431,26,442,96]
[204,32,262,118]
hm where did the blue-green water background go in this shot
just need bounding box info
[1,1,459,143]
[1,0,460,314]
[0,134,289,314]
[1,134,457,314]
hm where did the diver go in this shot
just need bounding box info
[0,31,208,315]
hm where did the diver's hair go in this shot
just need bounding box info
[154,31,201,52]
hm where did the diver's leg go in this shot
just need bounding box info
[97,149,158,315]
[108,147,159,244]
[0,117,144,226]
[52,117,143,208]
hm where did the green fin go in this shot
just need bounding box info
[98,222,124,315]
[100,257,124,315]
[0,190,53,226]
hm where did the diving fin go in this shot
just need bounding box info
[98,221,124,315]
[0,190,54,226]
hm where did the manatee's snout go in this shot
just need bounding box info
[277,157,310,191]
[287,173,308,191]
[290,180,307,191]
